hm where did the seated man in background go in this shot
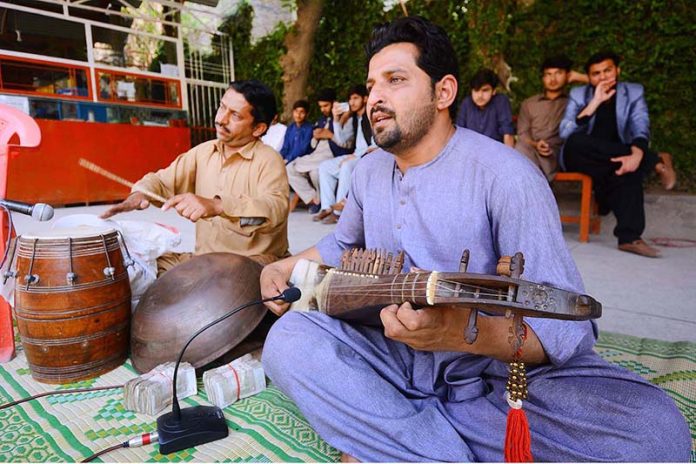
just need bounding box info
[314,84,376,224]
[101,80,290,274]
[280,99,313,164]
[456,68,515,147]
[560,51,677,258]
[515,55,575,181]
[286,88,351,214]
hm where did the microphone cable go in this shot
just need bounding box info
[85,290,300,459]
[0,384,158,462]
[649,237,696,248]
[81,442,127,463]
[169,287,300,419]
[0,385,123,411]
[81,432,159,462]
[3,288,301,461]
[0,385,159,463]
[0,204,15,271]
[0,288,293,412]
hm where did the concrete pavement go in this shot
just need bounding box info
[10,196,696,342]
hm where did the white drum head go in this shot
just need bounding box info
[52,214,117,230]
[22,225,116,240]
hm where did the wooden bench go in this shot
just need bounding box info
[554,172,601,243]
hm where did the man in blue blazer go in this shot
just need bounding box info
[559,51,676,257]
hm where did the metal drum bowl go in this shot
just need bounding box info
[130,252,266,373]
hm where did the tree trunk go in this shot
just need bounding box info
[279,0,324,122]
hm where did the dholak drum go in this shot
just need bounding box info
[12,226,132,384]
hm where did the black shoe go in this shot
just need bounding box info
[308,203,321,215]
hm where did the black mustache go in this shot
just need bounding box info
[370,106,395,119]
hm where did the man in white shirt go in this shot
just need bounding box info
[261,114,287,153]
[314,84,376,224]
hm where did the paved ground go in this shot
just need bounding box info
[11,199,696,343]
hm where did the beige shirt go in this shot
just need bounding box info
[516,93,569,155]
[133,139,289,259]
[515,93,568,180]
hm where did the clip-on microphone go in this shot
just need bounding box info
[156,286,302,455]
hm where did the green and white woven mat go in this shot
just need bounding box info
[0,332,694,462]
[0,351,339,462]
[594,332,696,461]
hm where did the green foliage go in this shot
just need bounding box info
[305,0,471,120]
[303,0,386,119]
[220,1,288,114]
[464,0,511,72]
[228,0,696,191]
[507,0,696,191]
[391,0,470,96]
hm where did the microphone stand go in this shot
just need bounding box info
[157,287,301,455]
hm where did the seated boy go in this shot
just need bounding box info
[456,68,514,147]
[280,100,313,164]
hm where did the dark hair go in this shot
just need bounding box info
[584,51,621,73]
[347,84,369,98]
[365,16,459,118]
[292,99,310,111]
[540,54,573,73]
[316,88,337,103]
[228,80,277,127]
[469,68,499,91]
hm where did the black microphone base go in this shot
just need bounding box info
[157,405,229,455]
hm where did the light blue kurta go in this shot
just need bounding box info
[263,127,690,461]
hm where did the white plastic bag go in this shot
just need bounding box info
[51,215,181,309]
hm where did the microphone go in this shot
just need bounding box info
[278,286,301,304]
[0,199,54,221]
[156,287,302,455]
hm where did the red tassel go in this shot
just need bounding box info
[504,406,533,462]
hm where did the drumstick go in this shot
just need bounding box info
[78,158,168,204]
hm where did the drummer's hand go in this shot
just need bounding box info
[100,192,149,219]
[380,302,469,352]
[260,263,292,316]
[162,193,222,222]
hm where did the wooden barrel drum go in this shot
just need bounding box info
[13,227,131,384]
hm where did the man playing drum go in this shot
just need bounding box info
[259,17,690,462]
[102,80,289,274]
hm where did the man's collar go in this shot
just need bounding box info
[214,139,258,160]
[540,92,567,101]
